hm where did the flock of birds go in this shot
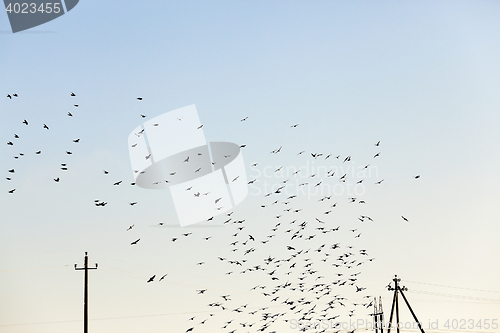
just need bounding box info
[4,92,82,192]
[4,93,420,332]
[122,108,419,332]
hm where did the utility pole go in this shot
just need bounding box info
[75,252,98,333]
[386,275,425,333]
[372,296,384,333]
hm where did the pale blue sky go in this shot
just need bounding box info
[1,1,499,333]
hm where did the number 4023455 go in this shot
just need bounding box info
[5,2,62,14]
[443,319,498,330]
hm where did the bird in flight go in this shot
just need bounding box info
[73,138,80,143]
[127,224,134,231]
[401,216,409,222]
[375,141,380,146]
[71,92,76,96]
[23,119,28,125]
[241,117,248,121]
[43,124,49,130]
[131,239,140,245]
[147,275,155,283]
[415,175,420,179]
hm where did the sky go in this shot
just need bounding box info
[1,1,500,332]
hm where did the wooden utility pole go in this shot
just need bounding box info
[75,252,98,333]
[386,275,425,333]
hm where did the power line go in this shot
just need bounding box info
[408,289,500,303]
[404,280,500,294]
[0,264,70,271]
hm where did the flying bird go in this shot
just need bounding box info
[71,92,76,96]
[43,124,49,130]
[131,239,140,245]
[23,119,28,125]
[147,275,155,283]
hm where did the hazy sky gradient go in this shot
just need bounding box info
[1,1,499,332]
